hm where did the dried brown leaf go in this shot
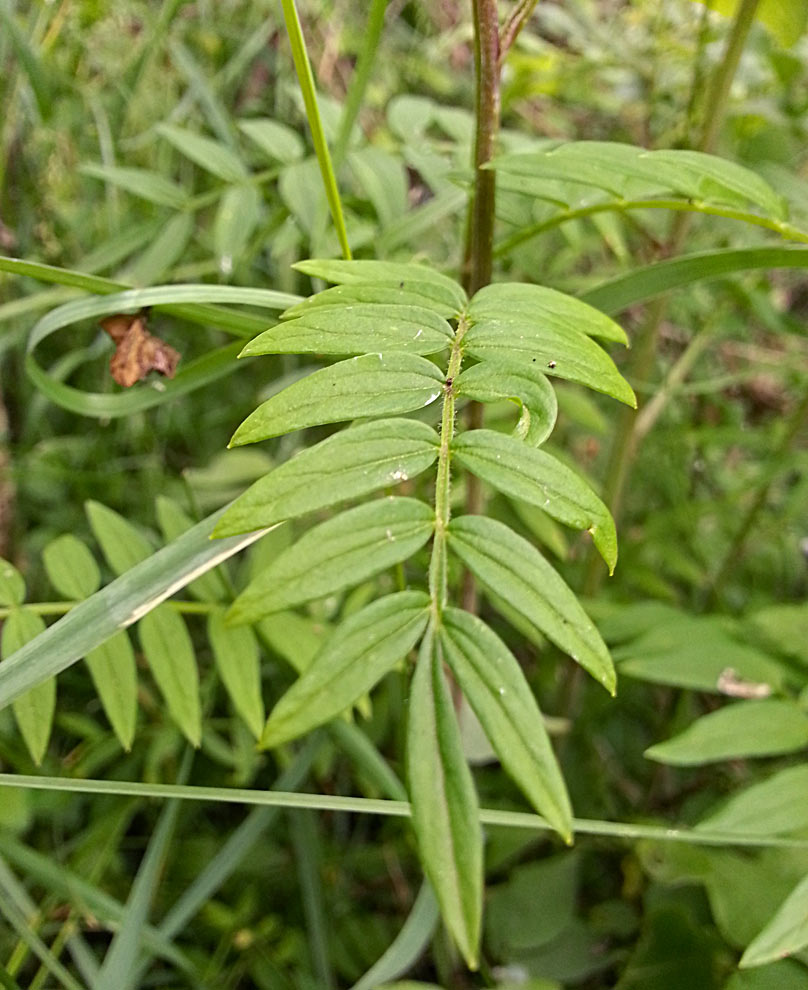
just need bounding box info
[100,313,180,388]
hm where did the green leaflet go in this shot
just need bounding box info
[155,497,229,603]
[739,873,808,969]
[86,501,154,575]
[2,609,54,766]
[440,608,572,841]
[454,360,558,447]
[157,124,248,182]
[451,430,617,573]
[214,418,439,538]
[138,606,201,747]
[0,559,25,607]
[468,282,628,345]
[645,700,808,766]
[697,765,808,838]
[463,318,636,407]
[229,353,444,446]
[43,535,101,600]
[447,515,615,694]
[213,185,261,274]
[293,258,468,314]
[79,164,189,209]
[260,591,430,747]
[282,281,460,320]
[238,118,305,163]
[208,609,265,740]
[85,632,138,751]
[240,304,453,358]
[228,497,435,625]
[406,630,482,969]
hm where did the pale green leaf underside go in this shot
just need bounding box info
[207,610,264,739]
[85,631,138,751]
[282,281,460,320]
[138,605,201,747]
[646,700,808,766]
[2,609,54,765]
[261,591,430,747]
[454,359,558,447]
[230,352,444,445]
[740,872,808,969]
[241,305,453,358]
[464,319,636,407]
[697,765,808,837]
[43,534,101,600]
[293,258,468,314]
[469,282,628,345]
[440,608,572,841]
[406,632,482,968]
[490,142,786,219]
[214,418,439,538]
[452,430,617,572]
[229,497,435,625]
[447,515,615,694]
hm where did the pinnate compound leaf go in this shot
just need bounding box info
[261,591,430,747]
[0,559,26,607]
[407,631,482,969]
[739,873,808,968]
[214,419,439,538]
[294,259,468,314]
[229,353,444,446]
[646,700,808,766]
[43,535,101,600]
[85,631,138,751]
[697,765,808,837]
[138,605,201,746]
[282,282,460,320]
[86,501,154,575]
[440,608,572,840]
[228,497,434,625]
[464,317,635,408]
[241,305,453,358]
[447,515,615,694]
[470,282,628,345]
[2,609,54,765]
[452,430,617,572]
[207,609,264,739]
[454,360,557,446]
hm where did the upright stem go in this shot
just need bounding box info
[582,0,762,597]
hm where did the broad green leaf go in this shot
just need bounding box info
[283,282,461,321]
[464,318,636,407]
[294,259,467,314]
[79,164,189,209]
[697,766,808,837]
[85,631,138,751]
[213,185,261,275]
[207,609,264,739]
[2,610,53,765]
[230,353,444,445]
[0,559,25,607]
[42,535,100,600]
[229,497,434,625]
[406,631,482,969]
[469,282,628,345]
[214,418,439,537]
[740,872,808,968]
[86,501,154,575]
[138,606,201,746]
[725,961,808,990]
[241,305,453,358]
[261,591,430,747]
[238,118,305,163]
[454,359,557,446]
[447,515,615,694]
[157,124,248,182]
[258,612,329,674]
[440,608,572,840]
[155,497,228,603]
[646,700,808,766]
[452,430,617,572]
[747,603,808,666]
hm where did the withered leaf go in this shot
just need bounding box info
[100,313,181,388]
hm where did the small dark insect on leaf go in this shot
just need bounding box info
[547,360,557,369]
[100,312,181,388]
